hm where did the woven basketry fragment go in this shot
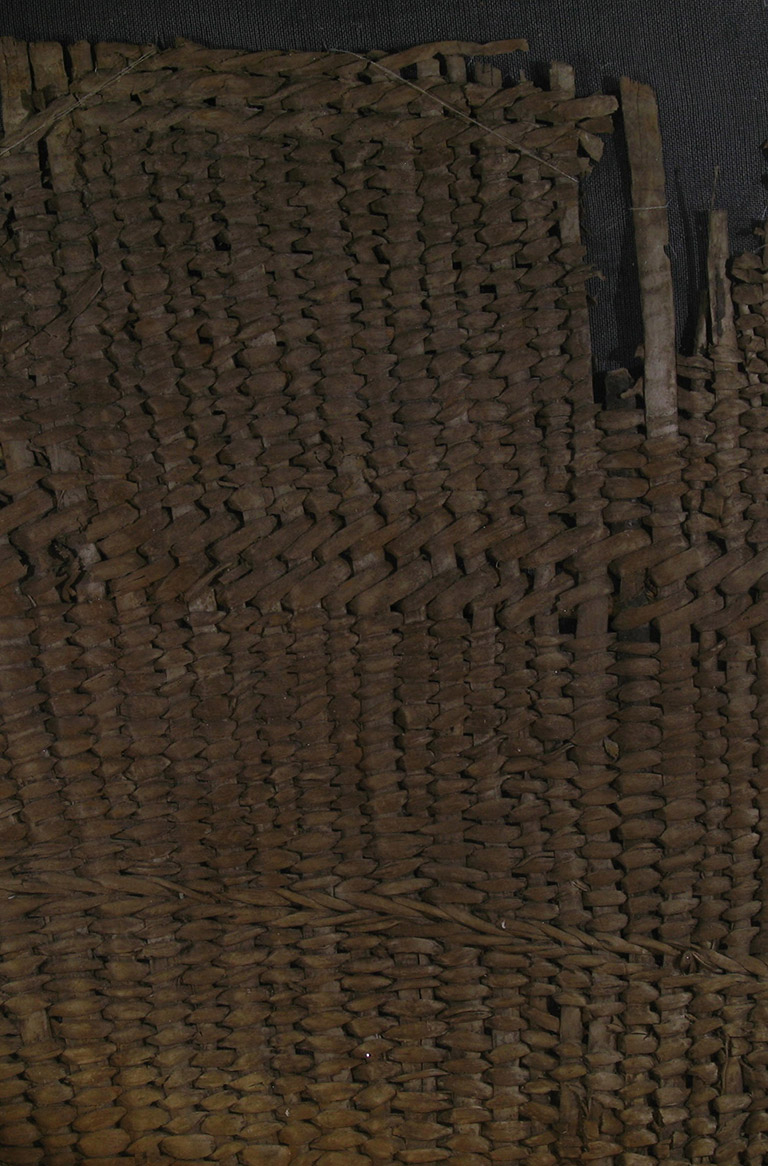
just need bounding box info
[0,35,767,1166]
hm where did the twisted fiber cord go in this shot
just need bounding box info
[3,871,767,980]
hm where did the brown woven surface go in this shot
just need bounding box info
[0,35,767,1165]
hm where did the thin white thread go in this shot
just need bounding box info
[632,202,669,211]
[324,46,579,184]
[0,48,158,159]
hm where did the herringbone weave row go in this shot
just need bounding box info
[0,35,767,1166]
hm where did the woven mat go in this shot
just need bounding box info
[0,35,767,1166]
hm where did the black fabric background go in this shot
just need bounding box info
[1,0,767,375]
